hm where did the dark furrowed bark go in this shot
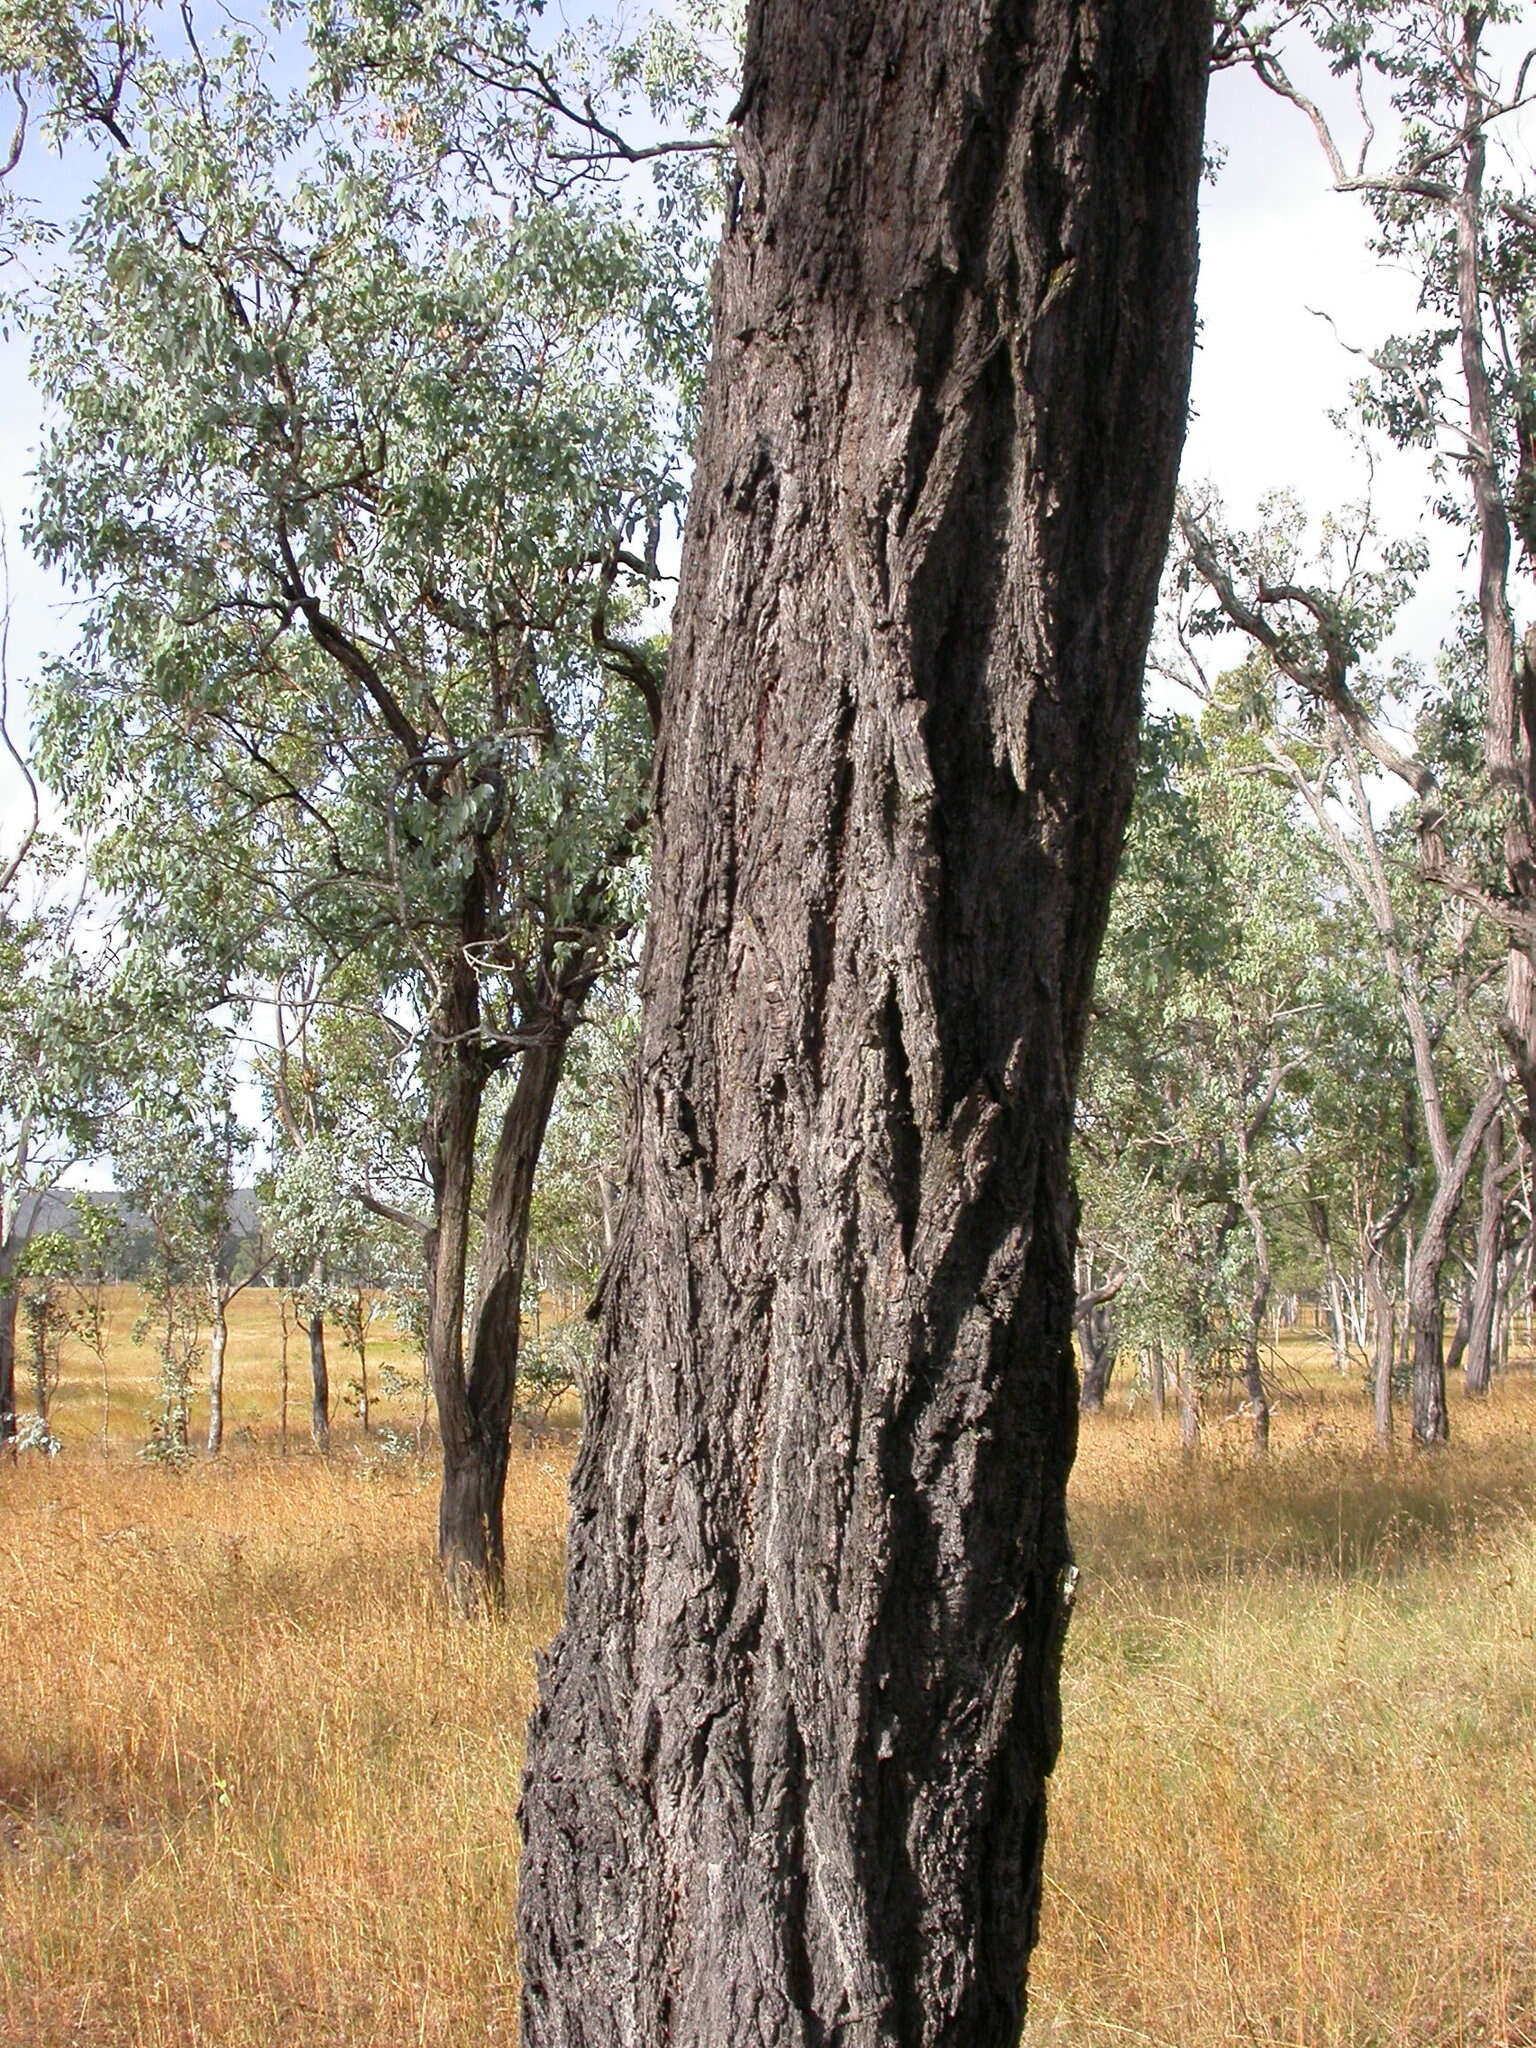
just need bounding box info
[518,3,1211,2043]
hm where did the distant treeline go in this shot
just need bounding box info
[15,1190,380,1287]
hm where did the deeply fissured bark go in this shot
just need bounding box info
[518,3,1211,2042]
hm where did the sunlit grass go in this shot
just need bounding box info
[4,1308,1535,2044]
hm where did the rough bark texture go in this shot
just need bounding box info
[517,6,1210,2043]
[437,1033,569,1603]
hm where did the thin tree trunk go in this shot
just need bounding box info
[1077,1304,1116,1413]
[1236,1140,1271,1453]
[357,1308,370,1434]
[206,1287,228,1456]
[437,1032,569,1606]
[1148,1343,1167,1425]
[518,6,1210,2038]
[1444,1281,1472,1383]
[278,1292,291,1455]
[0,1257,17,1444]
[1464,1116,1506,1397]
[1176,1353,1201,1456]
[1408,1079,1504,1445]
[1362,1186,1410,1451]
[308,1306,330,1451]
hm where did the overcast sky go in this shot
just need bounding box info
[3,23,1525,830]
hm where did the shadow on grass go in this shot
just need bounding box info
[1073,1427,1536,1590]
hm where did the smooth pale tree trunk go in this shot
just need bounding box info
[1237,1147,1271,1453]
[1408,1080,1504,1445]
[1176,1355,1201,1456]
[1307,1197,1350,1375]
[437,1032,569,1606]
[206,1289,228,1456]
[1444,1284,1472,1383]
[1074,1269,1123,1414]
[278,1292,292,1455]
[1077,1304,1116,1413]
[517,5,1210,2041]
[1366,1256,1397,1451]
[308,1306,330,1451]
[1325,1262,1351,1373]
[1464,1117,1505,1397]
[1148,1344,1167,1425]
[1363,1186,1412,1449]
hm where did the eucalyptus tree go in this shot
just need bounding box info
[1172,492,1509,1441]
[21,7,703,1591]
[1195,0,1536,1165]
[108,1030,265,1456]
[0,714,110,1441]
[259,955,433,1447]
[1079,709,1330,1448]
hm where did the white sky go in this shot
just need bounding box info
[2,22,1528,826]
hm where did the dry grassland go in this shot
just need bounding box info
[2,1300,1534,2046]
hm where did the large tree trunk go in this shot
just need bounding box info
[517,5,1210,2042]
[437,1031,569,1605]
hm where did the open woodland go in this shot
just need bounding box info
[7,0,1536,2040]
[3,1299,1535,2048]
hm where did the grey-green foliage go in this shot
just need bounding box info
[1079,709,1335,1375]
[11,1,722,1279]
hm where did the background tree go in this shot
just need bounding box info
[1079,710,1330,1450]
[1194,0,1536,1279]
[18,4,709,1591]
[1174,489,1510,1440]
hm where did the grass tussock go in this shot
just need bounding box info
[3,1308,1535,2045]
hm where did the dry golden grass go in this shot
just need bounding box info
[1032,1369,1536,2048]
[2,1309,1534,2046]
[1,1451,566,2046]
